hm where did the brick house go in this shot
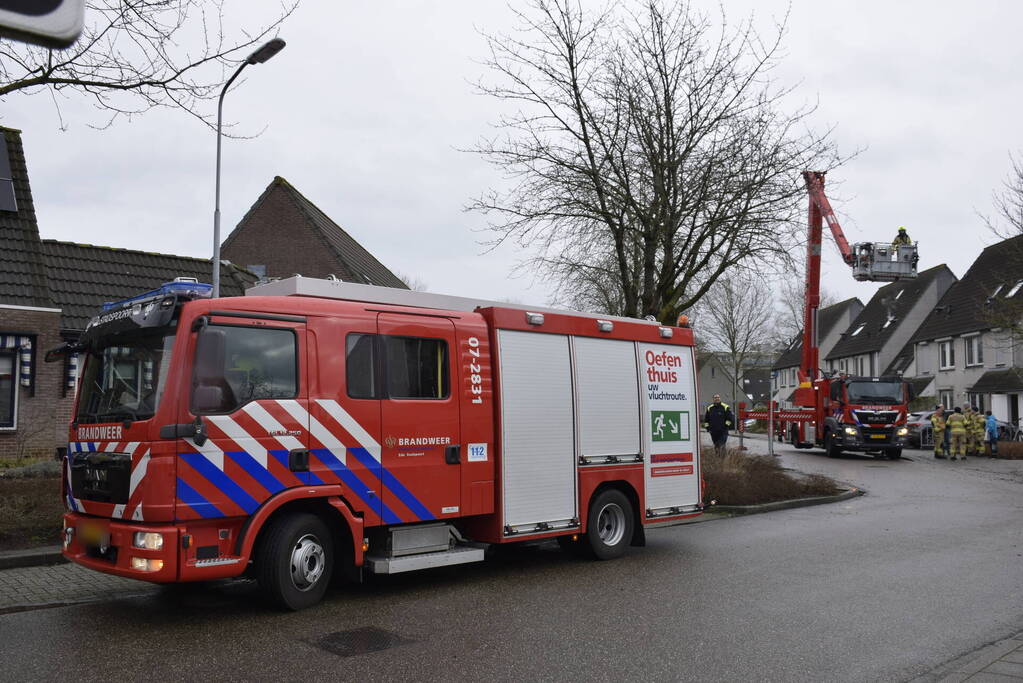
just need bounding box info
[221,176,409,288]
[0,127,65,459]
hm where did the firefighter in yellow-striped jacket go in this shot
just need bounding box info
[968,406,985,456]
[946,407,968,460]
[930,406,947,459]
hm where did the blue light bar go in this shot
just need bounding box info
[102,281,214,311]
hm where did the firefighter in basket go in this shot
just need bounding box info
[892,226,912,247]
[703,394,734,456]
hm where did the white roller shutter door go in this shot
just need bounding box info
[573,337,640,460]
[498,330,576,530]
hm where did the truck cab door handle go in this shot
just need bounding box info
[445,444,461,465]
[289,448,309,472]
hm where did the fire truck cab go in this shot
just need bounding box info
[56,276,702,609]
[816,375,914,459]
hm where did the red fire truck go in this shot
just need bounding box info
[54,276,701,609]
[740,171,919,458]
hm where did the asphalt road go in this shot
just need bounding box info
[1,440,1021,682]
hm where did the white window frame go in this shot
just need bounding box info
[939,389,953,410]
[938,339,955,370]
[1008,281,1023,298]
[964,333,984,367]
[916,342,932,375]
[0,351,18,431]
[851,324,865,336]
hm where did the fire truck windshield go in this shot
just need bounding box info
[76,331,176,424]
[845,381,903,405]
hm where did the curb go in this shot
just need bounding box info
[645,484,864,529]
[0,546,66,571]
[708,485,865,516]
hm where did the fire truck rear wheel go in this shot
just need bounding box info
[586,489,634,560]
[256,513,334,611]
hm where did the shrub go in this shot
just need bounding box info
[0,476,64,551]
[702,448,841,506]
[993,440,1023,460]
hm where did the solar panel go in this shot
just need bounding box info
[0,139,16,212]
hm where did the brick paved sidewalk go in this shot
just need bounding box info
[934,634,1023,682]
[0,562,157,612]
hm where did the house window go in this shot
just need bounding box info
[711,366,716,379]
[917,342,932,374]
[966,392,986,412]
[938,340,955,370]
[939,389,953,410]
[247,264,267,278]
[964,335,984,367]
[0,352,16,429]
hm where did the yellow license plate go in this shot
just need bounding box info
[80,521,109,546]
[869,434,886,439]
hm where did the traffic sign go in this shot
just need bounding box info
[0,0,84,48]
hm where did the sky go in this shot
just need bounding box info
[3,1,1023,312]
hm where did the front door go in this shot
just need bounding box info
[377,313,461,523]
[175,316,309,521]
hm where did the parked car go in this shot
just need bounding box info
[905,410,1021,448]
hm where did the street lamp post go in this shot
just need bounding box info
[212,37,286,298]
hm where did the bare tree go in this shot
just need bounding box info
[983,152,1023,239]
[471,0,841,324]
[769,273,837,350]
[694,272,773,406]
[395,272,429,292]
[0,1,297,129]
[979,154,1023,340]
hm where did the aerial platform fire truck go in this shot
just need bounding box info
[52,276,701,609]
[740,171,919,459]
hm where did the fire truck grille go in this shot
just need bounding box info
[854,410,899,425]
[69,452,131,504]
[307,627,414,658]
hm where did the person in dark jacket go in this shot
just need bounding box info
[703,394,734,455]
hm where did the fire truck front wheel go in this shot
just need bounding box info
[256,513,334,611]
[586,489,634,561]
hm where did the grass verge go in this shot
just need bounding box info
[0,477,63,552]
[702,448,841,506]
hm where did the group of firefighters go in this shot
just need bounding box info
[928,405,998,460]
